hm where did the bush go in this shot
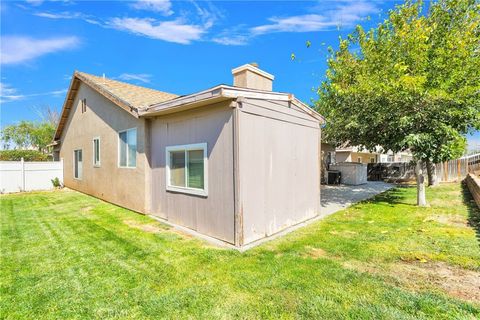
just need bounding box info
[0,150,51,161]
[51,177,62,188]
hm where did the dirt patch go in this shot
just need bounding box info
[123,219,162,233]
[343,260,480,304]
[169,228,194,239]
[394,262,480,303]
[423,214,468,227]
[303,246,328,259]
[81,206,93,213]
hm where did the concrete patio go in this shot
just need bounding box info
[321,181,394,217]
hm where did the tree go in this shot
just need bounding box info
[1,106,59,153]
[1,121,57,153]
[0,121,35,150]
[316,0,480,205]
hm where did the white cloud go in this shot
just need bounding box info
[251,1,378,35]
[34,11,101,24]
[0,82,24,103]
[25,0,43,6]
[212,34,249,46]
[34,11,81,19]
[210,1,378,46]
[117,73,152,83]
[0,82,67,104]
[107,17,207,44]
[1,36,80,65]
[131,0,173,16]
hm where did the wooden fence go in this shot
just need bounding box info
[436,153,480,182]
[367,153,480,182]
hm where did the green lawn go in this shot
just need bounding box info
[1,183,479,319]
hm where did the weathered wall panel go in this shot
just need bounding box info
[59,83,147,212]
[150,102,235,243]
[238,98,321,244]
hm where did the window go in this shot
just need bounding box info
[81,98,87,113]
[357,157,362,163]
[93,137,100,167]
[74,149,83,179]
[370,157,375,163]
[118,128,137,168]
[166,143,208,196]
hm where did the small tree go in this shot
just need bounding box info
[1,120,56,153]
[317,0,480,205]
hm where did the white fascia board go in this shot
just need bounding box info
[140,85,290,116]
[220,87,290,101]
[140,85,325,124]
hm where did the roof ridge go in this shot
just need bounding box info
[74,71,177,97]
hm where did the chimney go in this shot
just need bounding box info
[232,63,274,91]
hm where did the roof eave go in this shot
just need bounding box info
[140,85,325,123]
[53,72,140,142]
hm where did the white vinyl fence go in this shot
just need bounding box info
[0,159,63,194]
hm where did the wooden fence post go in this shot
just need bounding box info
[443,162,448,182]
[457,159,461,180]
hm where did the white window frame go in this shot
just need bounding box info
[93,137,101,167]
[118,128,137,169]
[73,149,83,180]
[165,143,208,197]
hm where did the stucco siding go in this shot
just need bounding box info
[335,151,351,163]
[149,102,235,244]
[238,99,321,245]
[338,152,377,164]
[59,83,147,213]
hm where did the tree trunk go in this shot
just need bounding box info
[426,160,439,187]
[416,160,427,206]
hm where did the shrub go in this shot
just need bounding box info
[0,150,51,161]
[51,177,62,188]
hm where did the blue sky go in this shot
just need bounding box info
[1,0,479,150]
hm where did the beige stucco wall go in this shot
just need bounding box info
[233,70,273,91]
[336,152,377,164]
[149,102,235,244]
[335,151,351,163]
[237,98,321,245]
[59,83,148,213]
[349,152,377,164]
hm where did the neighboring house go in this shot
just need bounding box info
[335,146,380,164]
[378,151,413,163]
[53,64,324,248]
[333,145,412,164]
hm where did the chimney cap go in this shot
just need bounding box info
[232,63,274,80]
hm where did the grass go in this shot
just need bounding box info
[1,183,479,319]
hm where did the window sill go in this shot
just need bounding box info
[118,166,137,169]
[166,185,208,197]
[94,164,101,168]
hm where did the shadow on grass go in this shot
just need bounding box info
[368,186,416,206]
[461,182,480,245]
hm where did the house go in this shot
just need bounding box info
[333,145,412,164]
[335,146,380,164]
[53,64,324,248]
